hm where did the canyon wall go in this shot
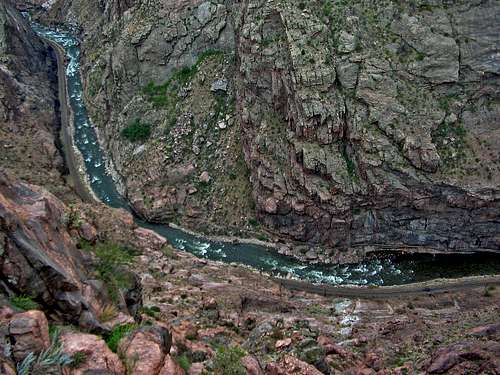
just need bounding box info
[36,0,500,259]
[0,0,75,200]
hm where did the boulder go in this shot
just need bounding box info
[9,310,50,362]
[118,326,172,375]
[241,355,264,375]
[316,335,348,357]
[265,355,323,375]
[210,78,228,92]
[159,355,185,375]
[199,172,211,183]
[427,341,500,374]
[275,338,292,350]
[188,363,205,375]
[60,332,125,375]
[469,323,500,338]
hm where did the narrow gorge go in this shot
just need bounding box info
[1,0,499,374]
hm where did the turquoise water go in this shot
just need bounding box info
[30,22,500,286]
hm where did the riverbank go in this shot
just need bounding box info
[276,274,500,299]
[44,36,96,203]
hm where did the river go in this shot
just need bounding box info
[30,22,500,287]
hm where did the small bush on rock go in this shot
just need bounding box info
[80,241,139,303]
[105,323,137,352]
[10,295,39,311]
[175,354,191,372]
[212,346,246,375]
[69,351,87,369]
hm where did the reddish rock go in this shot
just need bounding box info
[427,340,500,374]
[317,335,348,357]
[428,350,460,374]
[469,323,500,338]
[202,297,218,310]
[242,355,264,375]
[8,310,50,362]
[364,352,383,371]
[0,306,14,323]
[197,326,226,338]
[265,355,323,375]
[172,321,199,343]
[263,197,277,214]
[60,332,125,375]
[118,326,172,375]
[134,227,168,251]
[275,337,292,350]
[78,221,97,242]
[103,311,135,330]
[0,173,111,328]
[355,368,374,375]
[188,363,205,375]
[0,357,16,375]
[159,355,185,375]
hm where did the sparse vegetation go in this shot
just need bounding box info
[305,303,330,316]
[99,304,119,322]
[212,346,247,375]
[105,323,137,352]
[10,295,40,311]
[140,305,161,318]
[142,49,224,109]
[432,120,468,171]
[69,351,87,369]
[161,244,177,258]
[175,353,192,372]
[16,328,72,375]
[121,119,152,142]
[64,204,83,229]
[79,241,139,303]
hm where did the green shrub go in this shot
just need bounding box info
[121,119,151,142]
[69,351,87,368]
[10,295,39,311]
[248,218,259,227]
[142,49,223,109]
[81,242,139,303]
[161,244,176,258]
[140,305,161,318]
[212,346,246,375]
[105,323,137,352]
[175,354,191,372]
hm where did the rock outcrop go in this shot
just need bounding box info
[0,172,112,329]
[8,310,50,362]
[117,326,172,375]
[60,331,126,375]
[31,0,500,260]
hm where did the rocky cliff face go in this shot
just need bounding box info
[0,172,111,329]
[0,0,75,201]
[37,0,500,259]
[38,0,257,236]
[236,0,500,258]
